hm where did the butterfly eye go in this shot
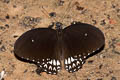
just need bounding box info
[55,22,63,30]
[14,22,105,75]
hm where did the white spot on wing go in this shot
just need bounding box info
[44,64,47,68]
[74,55,77,58]
[47,58,49,60]
[65,59,67,64]
[42,59,45,61]
[88,53,90,55]
[53,73,56,74]
[49,60,52,64]
[97,48,100,50]
[79,58,82,61]
[79,54,81,57]
[57,60,60,65]
[69,65,71,69]
[32,59,35,62]
[78,66,80,69]
[39,65,42,67]
[85,33,88,36]
[74,69,76,71]
[84,56,86,58]
[53,67,56,71]
[42,62,45,64]
[66,69,68,70]
[71,57,74,62]
[32,39,34,42]
[68,58,71,64]
[48,72,51,74]
[57,66,61,69]
[70,70,72,72]
[82,61,84,64]
[49,66,52,70]
[77,61,80,65]
[37,61,40,64]
[26,58,29,60]
[65,65,68,68]
[72,63,76,67]
[53,60,56,65]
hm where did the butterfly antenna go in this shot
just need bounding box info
[59,0,74,23]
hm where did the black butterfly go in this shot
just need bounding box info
[14,22,105,75]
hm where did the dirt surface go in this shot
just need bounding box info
[0,0,120,80]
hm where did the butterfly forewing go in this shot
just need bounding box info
[63,22,105,72]
[14,28,61,74]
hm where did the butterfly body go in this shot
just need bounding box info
[14,22,105,74]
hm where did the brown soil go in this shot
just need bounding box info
[0,0,120,80]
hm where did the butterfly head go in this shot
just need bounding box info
[55,22,63,30]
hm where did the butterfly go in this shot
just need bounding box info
[14,21,105,75]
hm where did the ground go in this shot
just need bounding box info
[0,0,120,80]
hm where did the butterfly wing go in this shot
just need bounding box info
[62,22,105,72]
[14,28,61,74]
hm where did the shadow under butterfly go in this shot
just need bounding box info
[14,22,105,75]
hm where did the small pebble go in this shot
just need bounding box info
[100,19,106,25]
[99,64,103,69]
[117,15,120,19]
[86,78,91,80]
[96,78,103,80]
[92,20,97,25]
[0,26,6,30]
[116,8,120,13]
[13,5,17,8]
[5,14,10,19]
[88,60,94,64]
[76,6,84,11]
[10,50,14,53]
[49,12,56,17]
[23,69,28,73]
[3,0,10,3]
[112,4,116,8]
[111,77,117,80]
[0,40,2,45]
[0,46,6,52]
[58,0,64,6]
[13,35,18,38]
[5,24,9,28]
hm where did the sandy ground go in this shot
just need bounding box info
[0,0,120,80]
